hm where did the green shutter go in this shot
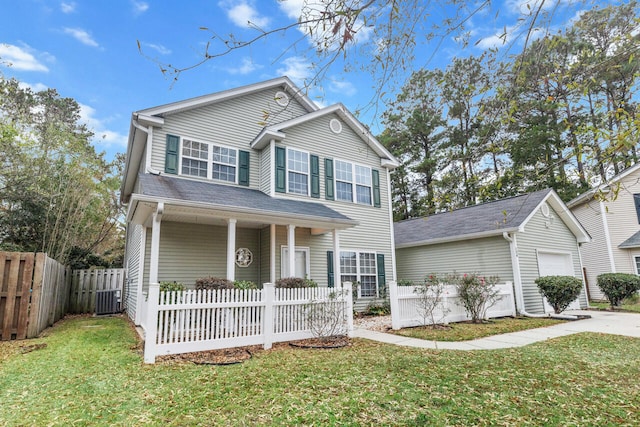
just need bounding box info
[376,253,386,294]
[275,146,286,193]
[238,150,250,186]
[325,158,334,200]
[327,251,334,288]
[165,134,179,174]
[311,155,320,198]
[372,169,381,208]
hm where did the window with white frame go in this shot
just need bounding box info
[181,138,237,183]
[340,251,377,297]
[635,256,640,275]
[287,148,309,195]
[335,160,372,205]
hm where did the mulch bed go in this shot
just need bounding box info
[289,336,351,349]
[157,346,256,365]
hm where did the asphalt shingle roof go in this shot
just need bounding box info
[137,174,355,223]
[619,230,640,248]
[394,188,553,246]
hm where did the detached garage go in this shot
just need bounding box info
[394,189,591,315]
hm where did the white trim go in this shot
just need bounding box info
[134,225,147,326]
[280,246,310,278]
[275,91,289,107]
[287,225,296,277]
[600,200,617,272]
[227,219,237,281]
[339,249,379,298]
[504,232,525,314]
[144,125,153,173]
[333,230,341,286]
[270,224,276,283]
[269,140,275,196]
[634,255,640,275]
[286,147,311,196]
[386,168,397,281]
[178,135,239,184]
[149,202,164,285]
[333,158,373,206]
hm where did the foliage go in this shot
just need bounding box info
[364,301,391,316]
[535,275,583,314]
[590,297,640,313]
[413,275,450,328]
[234,280,258,290]
[446,273,500,323]
[0,78,124,264]
[2,316,640,426]
[597,273,640,309]
[306,289,349,340]
[195,276,234,290]
[397,279,415,286]
[275,277,318,288]
[159,281,185,292]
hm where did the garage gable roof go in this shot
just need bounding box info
[395,188,590,248]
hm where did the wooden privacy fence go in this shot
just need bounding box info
[389,281,516,330]
[69,268,125,313]
[142,282,354,363]
[0,252,71,340]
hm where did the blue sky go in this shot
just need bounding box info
[0,0,593,161]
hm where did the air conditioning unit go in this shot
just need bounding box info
[95,289,121,315]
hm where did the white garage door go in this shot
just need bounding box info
[537,251,581,312]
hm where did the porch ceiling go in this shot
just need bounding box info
[128,174,358,231]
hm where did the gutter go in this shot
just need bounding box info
[503,231,549,318]
[132,119,161,175]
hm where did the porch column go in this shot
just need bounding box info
[287,224,296,277]
[333,229,341,287]
[149,202,164,285]
[227,218,237,281]
[270,224,276,283]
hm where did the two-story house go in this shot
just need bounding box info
[121,77,400,324]
[568,163,640,301]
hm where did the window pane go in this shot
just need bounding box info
[213,146,236,165]
[360,276,377,297]
[336,181,353,202]
[356,184,371,205]
[182,140,208,160]
[335,160,352,182]
[359,252,377,275]
[288,171,308,194]
[182,158,207,177]
[340,251,357,275]
[288,149,308,173]
[213,164,236,182]
[355,165,371,185]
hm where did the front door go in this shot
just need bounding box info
[537,251,582,312]
[281,247,310,278]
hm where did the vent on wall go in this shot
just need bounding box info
[95,289,121,315]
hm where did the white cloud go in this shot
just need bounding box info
[79,103,127,149]
[61,2,76,13]
[227,57,260,75]
[141,42,172,55]
[132,1,149,14]
[328,79,356,97]
[0,44,49,72]
[18,81,49,92]
[276,56,312,85]
[476,25,515,49]
[220,1,270,29]
[63,28,99,47]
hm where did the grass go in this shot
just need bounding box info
[392,317,567,342]
[590,299,640,313]
[2,316,640,426]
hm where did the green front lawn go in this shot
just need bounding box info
[590,299,640,313]
[393,317,566,341]
[1,316,639,426]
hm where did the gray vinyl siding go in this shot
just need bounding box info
[142,221,261,290]
[259,146,272,195]
[571,201,609,300]
[260,226,271,284]
[124,224,143,321]
[517,206,587,313]
[149,87,309,189]
[396,236,513,284]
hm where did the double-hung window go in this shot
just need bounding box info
[181,138,237,183]
[340,251,378,297]
[335,160,372,205]
[287,148,309,195]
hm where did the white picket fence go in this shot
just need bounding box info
[389,281,516,330]
[142,282,353,363]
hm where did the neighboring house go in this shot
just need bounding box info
[394,189,591,315]
[568,163,640,301]
[121,77,400,322]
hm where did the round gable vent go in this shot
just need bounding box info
[329,118,342,134]
[541,203,550,217]
[275,91,289,107]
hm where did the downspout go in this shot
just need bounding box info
[132,119,161,175]
[503,231,549,318]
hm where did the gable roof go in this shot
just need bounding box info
[567,162,640,208]
[133,174,357,228]
[619,230,640,249]
[251,104,399,169]
[394,188,590,248]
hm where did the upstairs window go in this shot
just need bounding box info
[355,165,372,205]
[287,148,309,195]
[634,194,640,224]
[334,160,372,205]
[181,138,237,183]
[335,160,353,202]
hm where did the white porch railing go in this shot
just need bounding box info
[389,281,517,330]
[142,282,353,363]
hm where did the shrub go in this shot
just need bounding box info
[306,288,349,340]
[535,275,582,314]
[234,280,258,290]
[597,273,640,309]
[159,281,185,292]
[275,277,318,288]
[195,276,234,290]
[364,301,391,316]
[413,274,450,327]
[450,273,500,323]
[397,279,415,286]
